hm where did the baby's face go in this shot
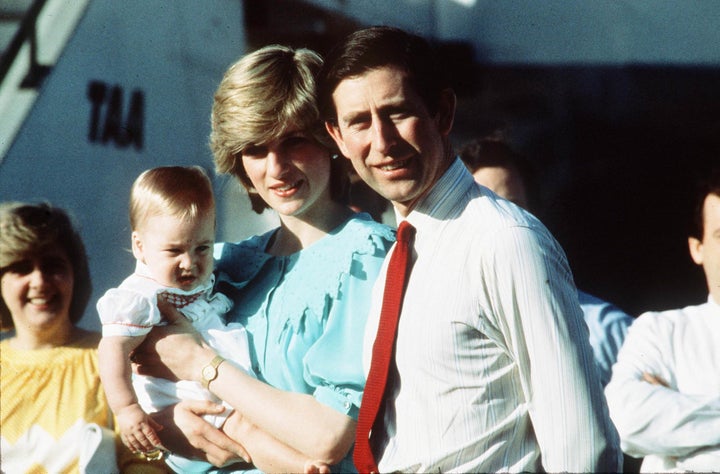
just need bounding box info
[132,212,215,291]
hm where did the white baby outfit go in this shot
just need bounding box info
[97,261,253,427]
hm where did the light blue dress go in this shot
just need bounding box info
[212,213,394,473]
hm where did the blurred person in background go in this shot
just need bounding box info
[0,201,167,473]
[605,167,720,472]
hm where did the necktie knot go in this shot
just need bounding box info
[396,220,415,244]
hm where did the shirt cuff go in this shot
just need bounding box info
[101,323,152,338]
[314,385,361,420]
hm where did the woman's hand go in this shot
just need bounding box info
[151,401,251,466]
[133,298,215,382]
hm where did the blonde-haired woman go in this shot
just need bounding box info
[138,45,394,473]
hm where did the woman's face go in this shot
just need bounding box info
[1,246,75,333]
[241,128,332,219]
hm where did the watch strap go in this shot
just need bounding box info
[201,355,226,389]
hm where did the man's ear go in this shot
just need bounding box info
[688,236,704,266]
[326,121,350,159]
[131,231,144,262]
[435,88,456,137]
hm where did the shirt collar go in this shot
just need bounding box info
[394,157,475,230]
[708,294,720,311]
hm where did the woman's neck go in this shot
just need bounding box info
[269,202,354,256]
[10,322,80,350]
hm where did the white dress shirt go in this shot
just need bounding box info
[363,158,622,472]
[605,296,720,472]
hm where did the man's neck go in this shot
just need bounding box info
[392,153,456,218]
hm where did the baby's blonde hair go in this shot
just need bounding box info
[129,166,215,232]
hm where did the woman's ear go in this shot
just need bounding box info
[131,231,144,262]
[434,88,456,137]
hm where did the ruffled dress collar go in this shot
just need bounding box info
[215,212,394,322]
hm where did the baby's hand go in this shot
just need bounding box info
[304,460,331,474]
[117,403,164,453]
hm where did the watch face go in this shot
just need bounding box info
[203,366,215,380]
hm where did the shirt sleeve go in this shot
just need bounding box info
[579,292,634,387]
[96,288,159,337]
[605,313,720,458]
[303,231,392,419]
[483,224,622,472]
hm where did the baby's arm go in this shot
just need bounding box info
[222,410,329,473]
[98,334,163,453]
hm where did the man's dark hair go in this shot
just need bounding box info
[318,26,450,123]
[690,167,720,240]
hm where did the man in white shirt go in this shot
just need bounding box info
[458,136,634,387]
[321,26,622,472]
[605,168,720,472]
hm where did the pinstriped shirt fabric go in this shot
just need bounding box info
[363,158,622,472]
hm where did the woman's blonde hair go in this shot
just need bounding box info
[129,166,215,232]
[210,44,347,213]
[0,202,91,328]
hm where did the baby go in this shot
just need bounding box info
[98,166,327,473]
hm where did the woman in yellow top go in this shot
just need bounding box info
[0,202,166,473]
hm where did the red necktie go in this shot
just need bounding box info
[354,221,416,473]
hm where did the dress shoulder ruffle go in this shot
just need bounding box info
[215,213,395,324]
[293,214,394,321]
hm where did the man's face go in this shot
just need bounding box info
[688,193,720,302]
[326,66,455,216]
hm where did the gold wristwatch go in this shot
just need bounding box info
[201,355,226,389]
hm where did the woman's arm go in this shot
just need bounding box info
[210,358,356,464]
[149,401,249,466]
[136,310,355,464]
[222,410,330,473]
[150,401,334,472]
